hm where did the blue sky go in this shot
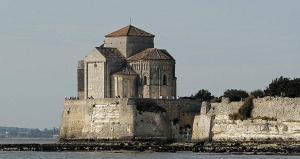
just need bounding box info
[0,0,299,128]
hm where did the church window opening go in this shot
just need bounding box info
[94,63,97,67]
[163,74,167,85]
[143,76,147,85]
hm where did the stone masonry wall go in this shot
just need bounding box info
[192,97,300,142]
[82,98,135,140]
[252,97,300,121]
[192,102,213,142]
[128,60,176,99]
[86,62,105,98]
[134,111,171,140]
[151,99,201,141]
[59,98,182,141]
[104,37,128,57]
[212,117,300,141]
[126,36,154,57]
[60,98,134,140]
[59,100,88,139]
[104,36,154,58]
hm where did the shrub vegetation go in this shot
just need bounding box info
[135,99,166,113]
[250,89,265,98]
[223,89,249,101]
[193,89,215,101]
[229,96,254,120]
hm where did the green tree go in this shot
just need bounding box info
[265,76,300,97]
[223,89,249,101]
[265,76,289,97]
[250,89,265,98]
[193,89,214,101]
[285,78,300,97]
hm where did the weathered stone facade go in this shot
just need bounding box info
[61,25,300,143]
[60,98,172,141]
[60,98,201,141]
[77,25,176,100]
[60,25,197,142]
[192,97,300,142]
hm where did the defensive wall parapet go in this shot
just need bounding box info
[59,98,201,142]
[192,97,300,142]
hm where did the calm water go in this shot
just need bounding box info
[0,151,299,159]
[0,139,299,159]
[0,138,57,144]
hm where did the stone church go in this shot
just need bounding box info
[77,25,177,100]
[60,25,300,143]
[60,25,201,142]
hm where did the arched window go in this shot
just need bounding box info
[163,75,167,85]
[143,76,147,85]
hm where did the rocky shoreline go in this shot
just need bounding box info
[0,141,300,155]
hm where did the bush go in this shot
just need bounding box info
[135,99,166,113]
[229,96,254,120]
[253,116,277,121]
[179,96,195,100]
[250,89,265,98]
[238,96,254,119]
[193,89,214,101]
[223,89,249,101]
[210,97,222,103]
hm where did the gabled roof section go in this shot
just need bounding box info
[95,44,125,59]
[105,25,155,37]
[112,65,137,76]
[84,48,106,62]
[127,48,175,61]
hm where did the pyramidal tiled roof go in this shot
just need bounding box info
[112,65,137,76]
[105,25,155,37]
[127,48,175,61]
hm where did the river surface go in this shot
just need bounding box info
[0,139,299,159]
[0,151,299,159]
[0,138,57,144]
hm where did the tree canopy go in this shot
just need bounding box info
[223,89,249,101]
[193,89,214,101]
[265,76,300,98]
[250,89,265,98]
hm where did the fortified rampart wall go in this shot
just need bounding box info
[59,98,200,141]
[60,98,170,140]
[60,97,300,142]
[252,97,300,121]
[192,97,300,142]
[60,98,134,140]
[153,99,201,127]
[137,99,201,140]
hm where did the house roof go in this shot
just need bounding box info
[112,65,137,76]
[105,25,155,37]
[95,45,125,59]
[127,48,175,61]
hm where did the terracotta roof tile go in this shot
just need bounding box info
[105,25,154,37]
[127,48,175,61]
[112,65,137,76]
[96,45,125,59]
